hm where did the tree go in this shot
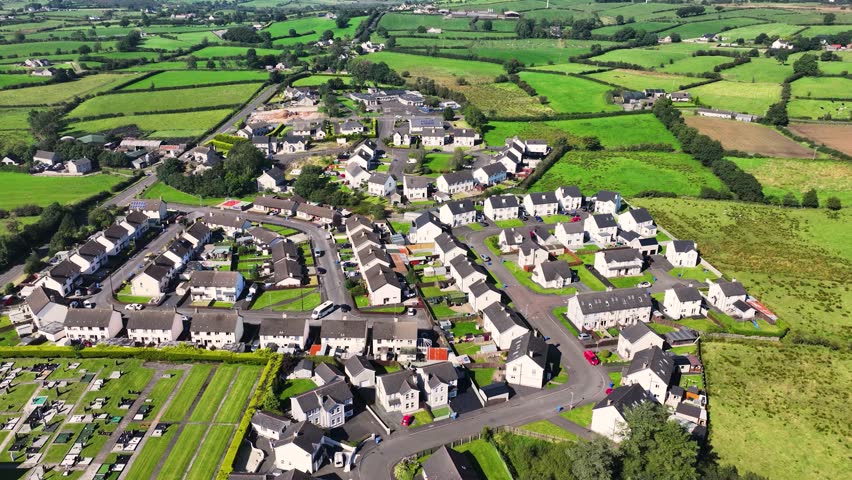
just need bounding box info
[5,214,20,235]
[28,109,65,145]
[88,208,114,230]
[368,204,386,220]
[416,25,427,34]
[483,19,493,31]
[119,17,130,27]
[185,55,197,70]
[462,104,487,131]
[764,102,788,126]
[78,44,91,55]
[793,54,819,76]
[385,36,396,48]
[823,12,836,25]
[801,189,819,208]
[670,32,681,43]
[288,28,297,37]
[503,58,524,74]
[755,33,769,44]
[24,251,44,275]
[442,106,454,122]
[450,148,466,170]
[775,49,790,64]
[206,60,215,69]
[222,26,262,43]
[116,30,141,52]
[3,282,14,295]
[49,213,77,254]
[782,192,799,207]
[335,13,350,29]
[321,29,334,41]
[621,402,699,480]
[568,437,619,480]
[826,196,841,211]
[262,389,280,411]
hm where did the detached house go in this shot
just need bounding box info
[506,332,549,389]
[617,322,664,361]
[422,446,481,480]
[555,186,583,212]
[483,194,519,221]
[663,286,703,320]
[708,280,748,314]
[482,303,529,350]
[554,221,584,249]
[434,232,466,264]
[251,410,291,442]
[367,172,396,197]
[436,171,475,195]
[345,163,371,189]
[666,240,699,267]
[619,208,657,238]
[591,384,654,442]
[448,255,487,295]
[291,380,353,429]
[416,362,459,407]
[271,421,327,474]
[403,175,430,201]
[594,249,644,278]
[190,312,244,349]
[497,227,524,253]
[126,310,183,345]
[517,241,549,270]
[567,288,652,332]
[202,213,251,237]
[585,214,618,244]
[532,261,573,289]
[594,190,622,215]
[320,320,368,357]
[257,167,286,193]
[64,309,122,343]
[312,363,344,386]
[372,321,418,361]
[259,318,309,351]
[281,135,308,153]
[33,150,59,165]
[376,370,420,414]
[523,192,558,217]
[131,264,170,298]
[468,280,501,311]
[189,270,245,303]
[340,119,365,135]
[473,163,507,186]
[439,199,476,227]
[129,198,168,223]
[67,157,92,174]
[622,346,675,402]
[364,265,403,306]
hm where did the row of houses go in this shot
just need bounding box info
[252,195,341,227]
[344,215,404,306]
[391,117,480,148]
[130,219,212,299]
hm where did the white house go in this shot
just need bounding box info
[517,241,549,270]
[259,318,309,351]
[472,163,507,186]
[372,321,418,361]
[376,370,420,414]
[130,264,170,298]
[69,240,107,275]
[290,380,353,428]
[271,421,327,473]
[257,167,286,193]
[393,129,412,147]
[64,309,122,343]
[617,322,664,361]
[345,215,374,238]
[33,150,59,165]
[523,192,558,217]
[407,212,442,244]
[403,175,430,201]
[481,303,529,350]
[202,213,251,237]
[24,286,68,329]
[506,332,549,389]
[585,214,618,244]
[189,312,244,349]
[436,170,475,195]
[483,195,519,221]
[594,190,622,215]
[350,230,382,254]
[364,265,403,306]
[622,346,674,402]
[345,163,371,189]
[771,38,794,50]
[126,311,183,345]
[189,270,245,302]
[666,240,699,267]
[531,261,573,289]
[555,186,583,212]
[448,255,487,295]
[281,135,308,153]
[438,199,476,227]
[468,280,501,311]
[355,246,390,272]
[433,232,466,264]
[566,288,652,332]
[67,157,93,174]
[416,362,459,407]
[367,173,396,197]
[421,127,448,147]
[96,224,132,255]
[251,410,291,442]
[663,286,703,320]
[42,260,81,297]
[618,208,657,238]
[594,249,644,278]
[452,128,478,147]
[708,280,748,313]
[498,227,525,253]
[344,355,376,388]
[554,221,584,249]
[340,119,365,135]
[182,221,212,249]
[591,384,654,442]
[320,320,368,358]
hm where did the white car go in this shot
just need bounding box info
[124,303,143,311]
[407,308,416,316]
[636,281,652,288]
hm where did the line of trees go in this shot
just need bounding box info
[157,141,268,198]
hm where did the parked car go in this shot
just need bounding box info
[479,221,489,227]
[583,350,600,366]
[577,333,592,341]
[480,255,491,262]
[334,452,345,468]
[407,308,416,316]
[401,415,414,426]
[636,281,652,288]
[534,216,543,222]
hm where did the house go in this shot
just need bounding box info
[555,186,583,212]
[131,264,170,298]
[666,240,699,267]
[64,309,122,343]
[189,270,245,302]
[1,154,21,166]
[585,214,618,245]
[482,303,529,350]
[69,240,107,275]
[730,299,755,319]
[620,231,660,256]
[617,322,664,361]
[350,230,381,255]
[436,171,475,195]
[669,91,692,102]
[594,249,644,278]
[189,312,244,349]
[42,259,81,297]
[438,200,476,227]
[344,355,376,388]
[24,286,68,329]
[497,227,524,253]
[202,213,251,237]
[162,239,192,269]
[345,162,371,189]
[483,195,519,221]
[623,346,675,402]
[271,421,327,473]
[663,286,703,320]
[340,119,365,135]
[434,232,466,264]
[312,363,344,386]
[96,223,132,255]
[618,208,657,237]
[129,198,168,223]
[186,146,222,170]
[364,265,403,306]
[594,190,622,215]
[126,311,183,345]
[122,211,151,239]
[376,370,419,414]
[452,128,478,147]
[33,150,59,165]
[259,318,309,351]
[182,221,212,249]
[257,167,286,193]
[532,261,573,289]
[237,121,274,138]
[253,136,277,156]
[281,135,308,153]
[468,280,501,311]
[367,172,396,197]
[567,288,652,332]
[506,332,549,389]
[497,150,522,174]
[525,139,549,155]
[421,127,448,147]
[253,196,299,217]
[345,215,374,238]
[295,203,340,226]
[392,129,412,147]
[771,38,793,50]
[251,410,291,441]
[422,445,481,480]
[517,241,549,270]
[472,163,507,186]
[523,192,559,217]
[249,227,283,251]
[674,402,707,427]
[417,362,459,407]
[372,320,418,361]
[408,212,444,245]
[554,222,584,249]
[448,255,487,295]
[355,244,391,272]
[708,280,747,312]
[347,151,372,171]
[591,384,654,442]
[403,175,430,201]
[320,320,368,357]
[67,157,93,174]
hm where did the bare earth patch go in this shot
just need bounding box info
[788,123,852,156]
[684,116,811,157]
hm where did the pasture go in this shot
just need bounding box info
[788,123,852,156]
[787,98,851,120]
[0,73,140,106]
[683,116,811,158]
[292,74,352,87]
[122,70,267,90]
[529,151,722,197]
[703,342,851,480]
[189,46,282,58]
[587,69,696,91]
[368,51,503,85]
[529,63,603,74]
[67,108,233,139]
[721,58,792,84]
[687,80,780,115]
[658,18,765,39]
[0,74,50,88]
[660,55,731,75]
[728,156,852,206]
[379,12,517,33]
[517,72,619,114]
[459,82,551,118]
[593,21,675,35]
[717,22,806,42]
[469,39,618,65]
[0,172,124,210]
[790,76,852,100]
[589,42,707,69]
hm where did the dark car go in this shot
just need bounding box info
[534,216,543,222]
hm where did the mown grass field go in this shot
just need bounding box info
[517,72,620,114]
[368,51,503,85]
[292,74,352,87]
[379,12,517,33]
[593,21,675,35]
[529,151,723,197]
[0,172,124,210]
[589,43,706,69]
[717,22,807,42]
[189,364,238,422]
[658,18,765,39]
[185,424,234,480]
[159,424,207,480]
[0,73,140,106]
[161,364,213,422]
[0,74,50,88]
[586,68,695,91]
[530,62,603,74]
[661,55,731,75]
[189,46,282,58]
[124,428,176,480]
[66,108,234,139]
[728,156,852,206]
[469,39,618,65]
[787,98,852,120]
[122,70,268,90]
[215,365,261,423]
[790,76,852,100]
[703,341,851,480]
[688,80,781,115]
[141,181,254,205]
[721,58,793,84]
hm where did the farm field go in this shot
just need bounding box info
[658,18,765,39]
[368,51,503,85]
[0,73,140,106]
[469,39,618,65]
[271,18,362,47]
[66,108,234,139]
[0,107,39,131]
[460,82,552,118]
[529,151,723,197]
[788,123,852,156]
[634,198,851,340]
[683,116,811,158]
[717,22,806,41]
[189,46,282,58]
[0,74,50,88]
[0,40,92,58]
[0,172,124,210]
[590,46,696,69]
[586,68,696,91]
[787,98,852,120]
[292,74,352,87]
[790,76,852,100]
[660,55,731,75]
[728,156,852,206]
[378,12,517,33]
[517,71,619,114]
[529,62,603,74]
[687,80,781,115]
[703,342,851,480]
[721,58,793,84]
[484,114,679,149]
[593,21,675,35]
[122,70,268,90]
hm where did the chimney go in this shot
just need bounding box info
[607,399,612,406]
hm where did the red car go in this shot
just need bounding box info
[401,415,414,427]
[583,350,601,366]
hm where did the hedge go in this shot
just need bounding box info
[0,344,274,364]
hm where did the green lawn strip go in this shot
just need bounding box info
[552,307,580,336]
[429,302,460,319]
[677,318,724,333]
[575,265,607,291]
[518,420,578,441]
[279,378,317,405]
[541,214,574,224]
[669,345,698,355]
[141,181,255,206]
[116,294,153,304]
[263,224,299,236]
[411,409,433,427]
[161,364,213,422]
[470,368,495,387]
[467,223,484,231]
[159,424,208,480]
[679,374,705,390]
[451,321,481,337]
[559,403,593,428]
[649,323,676,334]
[216,366,261,423]
[271,291,322,311]
[251,288,317,309]
[608,371,622,386]
[454,439,512,480]
[189,364,238,422]
[503,261,577,295]
[668,266,718,282]
[0,330,20,346]
[420,286,444,298]
[390,221,411,234]
[494,219,524,228]
[185,424,235,480]
[430,406,451,418]
[607,272,654,289]
[547,370,569,389]
[453,342,481,357]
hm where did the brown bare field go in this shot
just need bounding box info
[685,116,812,158]
[788,123,852,156]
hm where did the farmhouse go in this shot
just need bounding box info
[585,214,618,244]
[663,286,703,320]
[666,240,699,267]
[623,346,675,402]
[259,318,309,352]
[436,170,475,195]
[567,288,652,331]
[367,172,397,197]
[473,162,507,186]
[189,312,244,349]
[257,167,286,193]
[591,384,654,442]
[410,212,444,245]
[618,208,657,237]
[376,370,419,414]
[593,190,622,215]
[506,332,549,389]
[290,380,353,429]
[483,194,519,221]
[67,157,92,174]
[403,175,430,201]
[438,199,476,227]
[64,309,122,343]
[189,270,245,303]
[669,91,692,102]
[33,150,59,165]
[482,303,529,350]
[320,320,368,357]
[126,311,183,345]
[532,261,574,289]
[554,221,584,249]
[594,248,644,278]
[555,186,583,212]
[617,322,664,361]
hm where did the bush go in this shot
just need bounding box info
[598,349,612,359]
[826,196,841,211]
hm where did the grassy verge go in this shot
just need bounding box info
[574,265,606,291]
[503,261,577,295]
[559,403,592,427]
[518,420,578,441]
[185,424,234,480]
[161,364,213,422]
[552,307,580,336]
[455,439,512,480]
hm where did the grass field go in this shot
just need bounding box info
[251,288,314,310]
[190,46,282,58]
[727,156,852,206]
[379,12,517,33]
[659,18,765,39]
[519,420,578,441]
[124,428,176,480]
[529,151,722,197]
[703,341,851,480]
[688,81,781,115]
[559,403,593,427]
[787,98,852,120]
[589,43,706,69]
[721,57,793,84]
[529,62,604,74]
[185,424,234,480]
[122,70,268,90]
[484,114,679,149]
[790,76,852,100]
[0,73,140,106]
[67,108,234,138]
[593,21,675,35]
[160,424,207,480]
[788,123,852,156]
[518,72,620,114]
[454,439,512,480]
[634,198,851,340]
[460,82,552,118]
[718,22,807,42]
[368,51,503,85]
[469,39,618,65]
[587,68,695,91]
[683,115,811,158]
[189,364,237,422]
[0,172,123,210]
[661,56,732,75]
[161,364,213,422]
[216,365,261,423]
[292,74,352,87]
[141,180,254,206]
[0,74,50,89]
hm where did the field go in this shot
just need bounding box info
[0,172,124,210]
[529,62,602,74]
[728,156,852,206]
[788,123,852,156]
[593,21,675,35]
[529,151,723,197]
[687,80,781,115]
[378,13,517,33]
[703,342,851,480]
[468,39,618,65]
[586,69,696,91]
[189,46,282,58]
[454,439,512,480]
[790,76,852,100]
[683,115,812,158]
[122,70,268,90]
[368,51,503,85]
[787,98,852,120]
[141,181,254,206]
[0,73,140,106]
[459,82,551,118]
[634,198,851,340]
[517,72,620,114]
[717,22,806,42]
[484,114,680,149]
[721,58,793,84]
[292,74,352,87]
[0,74,50,88]
[589,43,707,69]
[658,18,765,39]
[661,56,731,75]
[66,108,234,139]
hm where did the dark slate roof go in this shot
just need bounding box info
[732,299,753,313]
[715,280,747,297]
[482,303,526,333]
[248,226,280,246]
[676,402,703,421]
[449,255,485,280]
[619,322,655,343]
[272,420,324,451]
[189,312,240,333]
[481,382,510,397]
[590,214,617,229]
[413,211,441,229]
[259,318,307,337]
[65,309,114,328]
[435,232,463,254]
[345,215,373,232]
[253,196,299,211]
[184,221,211,241]
[468,280,499,299]
[291,380,352,413]
[593,383,653,416]
[419,362,459,384]
[203,213,249,229]
[273,258,303,283]
[485,194,518,209]
[422,445,481,480]
[556,185,582,198]
[440,170,474,185]
[372,320,417,341]
[624,207,654,224]
[601,248,643,264]
[77,240,107,259]
[50,259,81,280]
[538,261,572,281]
[271,240,300,262]
[314,362,343,384]
[404,175,431,189]
[356,247,390,268]
[251,410,290,433]
[103,223,131,240]
[573,288,652,314]
[126,311,178,331]
[673,286,702,303]
[557,221,584,234]
[525,191,558,205]
[618,230,640,243]
[351,230,382,250]
[344,355,374,377]
[166,239,191,259]
[665,329,699,344]
[124,210,149,227]
[626,346,675,384]
[25,286,52,313]
[191,270,242,288]
[596,190,620,203]
[507,332,548,369]
[153,254,177,269]
[321,320,367,340]
[377,370,418,396]
[368,172,393,185]
[365,264,401,293]
[478,162,506,176]
[670,239,696,253]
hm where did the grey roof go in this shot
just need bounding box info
[537,261,573,281]
[314,362,343,384]
[468,279,499,299]
[673,286,702,303]
[434,232,463,254]
[153,254,177,268]
[321,320,367,340]
[619,322,656,344]
[440,170,474,186]
[124,211,149,227]
[601,248,643,264]
[166,239,191,259]
[189,312,240,333]
[272,420,325,451]
[345,162,368,179]
[715,280,747,297]
[444,199,476,216]
[665,328,699,344]
[478,162,506,177]
[573,288,652,314]
[404,175,431,189]
[557,185,582,198]
[637,237,659,248]
[295,359,314,373]
[449,255,485,280]
[557,221,584,234]
[481,382,510,397]
[526,191,558,205]
[130,198,164,212]
[344,355,374,377]
[184,221,211,241]
[296,203,338,220]
[453,128,477,138]
[25,286,52,313]
[507,332,548,369]
[410,117,444,129]
[345,215,373,232]
[624,208,654,224]
[618,230,640,243]
[260,167,285,183]
[519,239,543,256]
[356,247,389,268]
[203,213,249,229]
[291,379,353,414]
[103,223,131,240]
[676,402,703,421]
[351,230,381,250]
[126,311,178,331]
[259,318,307,337]
[413,211,442,229]
[419,362,459,384]
[65,309,114,329]
[77,240,107,259]
[365,264,402,292]
[251,410,290,433]
[249,226,280,246]
[485,194,518,209]
[626,346,675,384]
[372,320,417,341]
[253,196,298,211]
[368,172,393,185]
[482,303,526,334]
[281,134,308,144]
[596,190,620,203]
[593,383,653,416]
[190,270,242,288]
[670,240,696,253]
[273,258,303,283]
[590,214,617,229]
[377,370,418,396]
[732,299,753,313]
[50,259,81,280]
[422,445,481,480]
[271,240,300,262]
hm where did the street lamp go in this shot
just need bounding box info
[570,391,574,410]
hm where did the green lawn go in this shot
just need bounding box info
[504,261,578,296]
[466,222,484,231]
[470,368,495,387]
[559,403,592,427]
[0,172,124,210]
[0,383,38,412]
[429,302,460,319]
[668,266,718,282]
[411,409,433,427]
[607,272,654,289]
[677,318,723,333]
[390,221,411,234]
[216,365,261,423]
[159,424,207,480]
[431,406,451,418]
[122,70,268,90]
[141,181,254,206]
[146,370,183,417]
[608,371,622,386]
[272,291,322,311]
[494,219,524,228]
[552,307,580,336]
[124,429,177,480]
[575,265,607,291]
[451,321,481,337]
[519,420,578,441]
[162,364,213,422]
[727,156,852,207]
[190,365,238,422]
[280,378,317,403]
[251,288,315,310]
[185,424,234,480]
[518,71,620,114]
[454,341,481,357]
[454,439,512,480]
[648,323,676,334]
